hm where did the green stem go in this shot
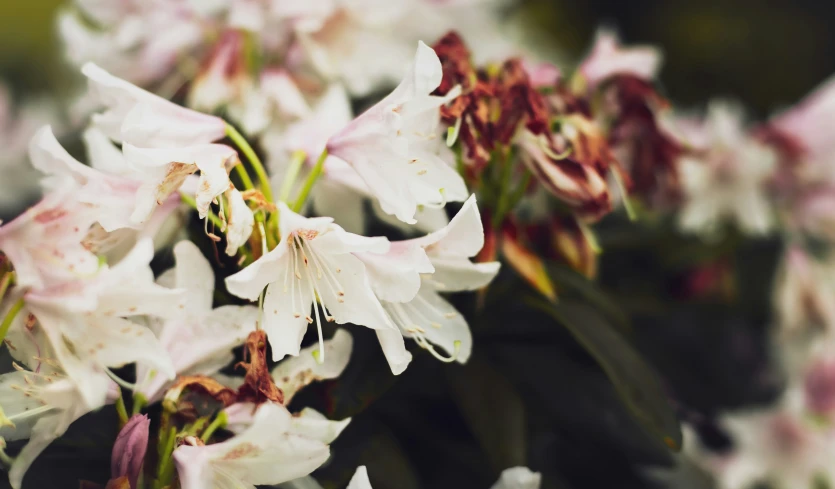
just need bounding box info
[292,149,328,212]
[180,191,224,229]
[0,298,24,347]
[115,389,129,427]
[154,427,178,489]
[200,411,227,443]
[0,272,13,305]
[279,150,307,203]
[132,393,147,416]
[225,123,272,203]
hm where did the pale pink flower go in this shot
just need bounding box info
[579,30,662,87]
[326,41,467,225]
[773,246,835,334]
[173,402,349,489]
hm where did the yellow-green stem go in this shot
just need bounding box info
[180,192,224,229]
[0,272,13,305]
[292,149,328,212]
[0,298,24,347]
[115,389,129,427]
[200,411,227,443]
[225,123,273,203]
[279,150,307,203]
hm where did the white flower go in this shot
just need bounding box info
[22,238,183,407]
[82,62,227,148]
[225,203,406,368]
[686,388,835,489]
[361,195,500,363]
[346,466,372,489]
[136,241,258,402]
[675,101,777,236]
[326,41,467,225]
[0,303,115,489]
[173,402,349,489]
[222,186,254,256]
[773,246,835,335]
[490,467,542,489]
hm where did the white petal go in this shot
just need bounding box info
[415,194,484,258]
[226,244,290,301]
[172,240,215,314]
[358,242,432,303]
[490,467,542,489]
[426,258,500,292]
[386,287,472,363]
[224,187,254,256]
[375,328,412,375]
[272,329,353,403]
[311,251,390,331]
[263,280,314,361]
[290,407,350,444]
[347,467,373,489]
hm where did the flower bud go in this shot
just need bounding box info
[111,414,150,489]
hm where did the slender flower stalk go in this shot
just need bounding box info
[292,149,329,212]
[0,298,24,346]
[225,123,272,202]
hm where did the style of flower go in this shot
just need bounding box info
[135,241,258,403]
[326,41,468,225]
[225,202,405,368]
[360,195,500,364]
[674,101,777,235]
[173,401,349,489]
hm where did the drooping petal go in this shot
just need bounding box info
[82,62,227,147]
[171,240,215,315]
[489,467,542,489]
[262,278,315,361]
[375,328,413,375]
[346,467,373,489]
[226,243,290,301]
[224,187,254,256]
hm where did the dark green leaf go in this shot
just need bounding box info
[526,297,682,451]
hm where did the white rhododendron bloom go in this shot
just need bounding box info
[225,202,411,371]
[173,402,349,489]
[362,195,499,363]
[22,239,183,407]
[327,41,468,225]
[270,328,353,404]
[0,306,116,489]
[675,101,777,235]
[136,241,258,402]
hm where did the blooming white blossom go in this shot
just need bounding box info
[225,202,410,370]
[675,101,777,236]
[361,195,500,363]
[135,241,258,402]
[20,239,183,407]
[326,41,468,225]
[0,298,117,489]
[270,328,353,404]
[173,402,349,489]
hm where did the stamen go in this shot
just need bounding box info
[300,242,326,363]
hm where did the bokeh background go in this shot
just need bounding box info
[3,0,835,116]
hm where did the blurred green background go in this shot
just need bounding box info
[2,0,834,117]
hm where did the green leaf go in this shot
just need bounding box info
[446,355,527,472]
[547,263,630,331]
[526,297,683,451]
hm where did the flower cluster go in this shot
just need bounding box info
[4,0,835,487]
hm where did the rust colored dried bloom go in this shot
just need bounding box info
[104,478,130,489]
[236,329,284,405]
[604,76,682,207]
[111,414,150,489]
[493,59,550,141]
[165,375,238,419]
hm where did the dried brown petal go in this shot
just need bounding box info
[236,330,284,405]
